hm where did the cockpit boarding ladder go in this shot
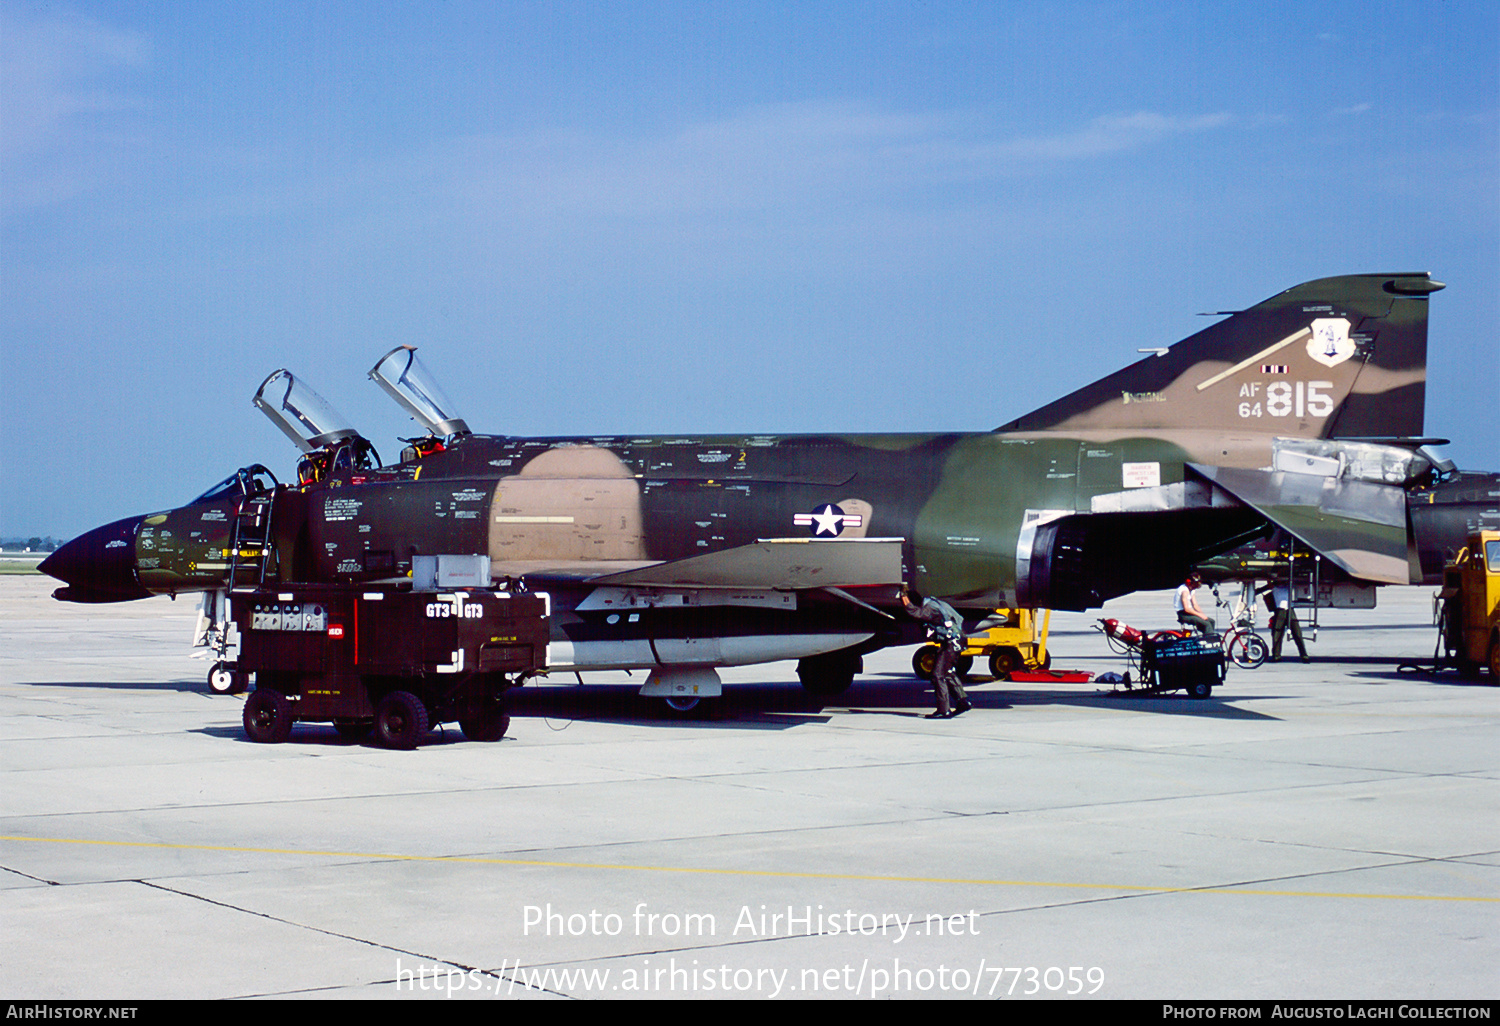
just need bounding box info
[228,490,278,588]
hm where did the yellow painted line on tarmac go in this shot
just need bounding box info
[1,834,1494,904]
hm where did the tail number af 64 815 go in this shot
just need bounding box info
[1238,380,1334,419]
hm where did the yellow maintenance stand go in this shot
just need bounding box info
[911,608,1052,682]
[1437,530,1500,680]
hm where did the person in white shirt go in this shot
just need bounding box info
[1174,572,1215,635]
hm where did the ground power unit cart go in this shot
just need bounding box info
[230,582,549,748]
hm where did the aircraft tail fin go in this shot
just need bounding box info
[996,273,1442,439]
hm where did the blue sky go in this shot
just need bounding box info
[3,0,1496,538]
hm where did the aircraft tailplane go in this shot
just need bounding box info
[997,273,1442,440]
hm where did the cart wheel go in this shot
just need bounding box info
[459,696,510,741]
[1185,679,1213,700]
[376,691,430,750]
[243,688,292,743]
[988,647,1022,681]
[208,661,247,695]
[911,645,939,681]
[955,654,974,681]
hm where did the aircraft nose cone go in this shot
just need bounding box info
[40,516,152,603]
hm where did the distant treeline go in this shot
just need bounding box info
[1,537,60,552]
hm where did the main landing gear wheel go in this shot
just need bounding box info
[798,651,861,696]
[459,697,511,741]
[654,693,705,717]
[243,688,292,743]
[375,691,430,750]
[208,661,248,695]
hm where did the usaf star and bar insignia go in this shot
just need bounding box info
[794,503,864,537]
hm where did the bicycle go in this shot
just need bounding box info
[1213,583,1269,669]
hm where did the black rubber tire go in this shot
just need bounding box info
[1185,679,1213,700]
[458,697,511,741]
[661,695,700,713]
[798,651,860,696]
[243,688,293,743]
[955,654,974,681]
[376,691,430,750]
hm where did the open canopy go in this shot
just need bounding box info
[368,345,469,438]
[253,369,362,453]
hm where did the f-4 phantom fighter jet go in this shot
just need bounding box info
[42,273,1477,703]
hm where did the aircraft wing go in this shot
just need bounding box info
[515,538,907,678]
[1189,464,1410,584]
[588,537,906,590]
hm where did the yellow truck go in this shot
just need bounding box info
[1438,530,1500,679]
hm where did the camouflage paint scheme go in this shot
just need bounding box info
[42,273,1486,685]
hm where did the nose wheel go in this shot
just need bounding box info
[208,661,248,695]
